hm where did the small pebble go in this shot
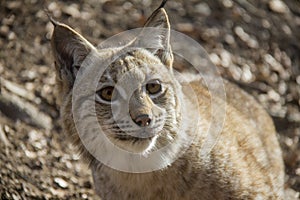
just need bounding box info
[262,19,271,28]
[62,4,81,18]
[278,81,287,94]
[222,0,233,8]
[241,64,253,82]
[269,0,289,14]
[296,76,300,85]
[282,24,292,35]
[25,150,37,159]
[209,53,221,66]
[8,32,16,40]
[268,90,281,102]
[176,23,194,32]
[234,26,258,48]
[224,34,235,45]
[195,3,211,16]
[0,25,9,37]
[54,177,68,189]
[7,1,22,9]
[229,65,242,80]
[220,50,232,68]
[82,193,88,199]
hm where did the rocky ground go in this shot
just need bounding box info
[0,0,299,199]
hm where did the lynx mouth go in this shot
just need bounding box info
[114,133,154,142]
[114,124,163,141]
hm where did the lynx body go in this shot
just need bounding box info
[51,4,284,200]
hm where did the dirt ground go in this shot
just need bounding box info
[0,0,299,199]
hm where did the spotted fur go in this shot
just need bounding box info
[51,5,285,200]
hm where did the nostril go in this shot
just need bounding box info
[134,114,152,127]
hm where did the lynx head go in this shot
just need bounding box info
[51,6,188,164]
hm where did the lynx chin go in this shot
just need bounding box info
[51,2,285,200]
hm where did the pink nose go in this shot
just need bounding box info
[133,114,152,127]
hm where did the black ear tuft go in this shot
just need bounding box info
[159,0,168,9]
[44,9,59,27]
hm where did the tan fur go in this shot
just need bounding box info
[51,6,285,200]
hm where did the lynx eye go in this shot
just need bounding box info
[97,86,116,102]
[146,80,162,95]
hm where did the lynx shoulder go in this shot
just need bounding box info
[51,2,285,200]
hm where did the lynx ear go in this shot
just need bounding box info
[139,8,173,67]
[51,21,95,85]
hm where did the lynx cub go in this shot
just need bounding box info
[51,2,285,200]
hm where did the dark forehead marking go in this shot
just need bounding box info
[99,50,162,83]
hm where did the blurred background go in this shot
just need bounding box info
[0,0,299,199]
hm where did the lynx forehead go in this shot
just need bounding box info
[99,49,170,88]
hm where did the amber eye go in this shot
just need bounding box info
[146,80,162,95]
[97,86,116,102]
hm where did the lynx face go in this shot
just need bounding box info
[94,49,181,153]
[51,8,182,155]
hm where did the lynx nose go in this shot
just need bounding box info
[133,114,152,127]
